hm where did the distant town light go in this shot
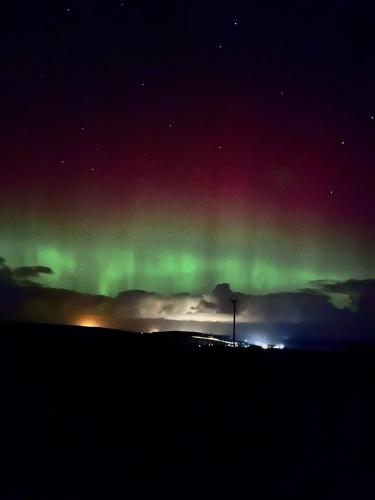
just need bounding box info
[275,343,285,349]
[254,341,285,350]
[255,341,269,349]
[76,316,102,328]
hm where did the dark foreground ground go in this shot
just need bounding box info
[1,322,375,499]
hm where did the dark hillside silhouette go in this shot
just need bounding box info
[0,322,375,499]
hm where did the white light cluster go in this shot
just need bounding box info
[255,341,268,349]
[274,344,285,349]
[254,341,285,350]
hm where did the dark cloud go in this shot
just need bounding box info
[117,290,157,302]
[0,257,113,324]
[0,258,53,286]
[315,279,375,319]
[211,283,245,314]
[0,257,13,285]
[0,257,20,316]
[195,282,344,323]
[0,258,374,342]
[116,290,159,317]
[12,266,54,279]
[317,279,375,295]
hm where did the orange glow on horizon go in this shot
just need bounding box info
[76,316,103,328]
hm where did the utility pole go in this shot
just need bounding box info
[231,298,238,347]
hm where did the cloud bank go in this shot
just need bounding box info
[1,257,374,341]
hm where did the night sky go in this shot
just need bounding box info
[1,1,375,340]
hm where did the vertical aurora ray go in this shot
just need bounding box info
[0,210,372,297]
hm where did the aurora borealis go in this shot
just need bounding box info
[1,1,375,338]
[0,212,372,297]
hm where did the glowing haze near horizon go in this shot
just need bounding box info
[1,1,375,305]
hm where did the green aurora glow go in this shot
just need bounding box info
[1,213,372,296]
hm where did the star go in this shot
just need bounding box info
[234,20,239,26]
[340,140,345,145]
[60,160,65,165]
[141,82,145,86]
[330,189,334,195]
[90,167,95,173]
[66,7,71,12]
[280,90,284,96]
[218,44,223,49]
[370,115,374,120]
[218,145,223,150]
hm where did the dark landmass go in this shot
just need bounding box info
[1,321,375,499]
